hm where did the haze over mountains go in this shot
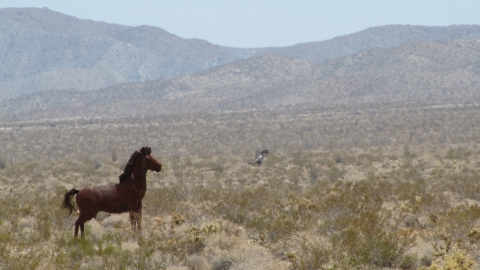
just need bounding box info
[1,7,480,121]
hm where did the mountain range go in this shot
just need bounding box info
[1,7,480,121]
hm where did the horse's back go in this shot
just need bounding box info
[77,186,103,202]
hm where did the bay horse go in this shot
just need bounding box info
[62,147,162,238]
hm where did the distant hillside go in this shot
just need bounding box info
[2,38,480,121]
[0,7,234,100]
[246,25,480,62]
[2,7,480,103]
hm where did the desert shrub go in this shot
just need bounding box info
[437,203,480,247]
[421,250,474,270]
[287,234,331,270]
[315,181,416,268]
[185,223,221,254]
[445,147,472,160]
[445,172,480,201]
[211,256,234,270]
[0,247,45,270]
[400,254,419,270]
[144,185,189,216]
[327,164,345,181]
[394,178,443,214]
[357,153,378,165]
[307,163,319,185]
[209,185,318,243]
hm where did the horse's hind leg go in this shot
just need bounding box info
[74,220,82,238]
[75,214,91,238]
[80,223,85,238]
[74,189,99,238]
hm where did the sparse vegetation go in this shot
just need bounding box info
[1,104,480,269]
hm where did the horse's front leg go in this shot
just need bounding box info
[129,202,142,232]
[137,204,143,231]
[129,211,139,231]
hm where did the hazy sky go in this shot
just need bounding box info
[2,0,480,48]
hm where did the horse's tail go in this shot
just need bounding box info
[62,188,79,215]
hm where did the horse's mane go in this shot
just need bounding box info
[118,150,142,184]
[118,147,152,184]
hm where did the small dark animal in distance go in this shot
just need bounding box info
[250,149,269,166]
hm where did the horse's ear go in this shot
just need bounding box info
[140,147,151,155]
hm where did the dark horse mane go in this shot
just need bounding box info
[118,147,152,184]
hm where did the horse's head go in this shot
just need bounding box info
[140,147,162,172]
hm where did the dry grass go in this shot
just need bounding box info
[1,103,480,269]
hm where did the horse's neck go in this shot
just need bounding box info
[128,159,148,195]
[133,173,146,185]
[132,168,147,188]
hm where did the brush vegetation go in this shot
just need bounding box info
[1,103,480,269]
